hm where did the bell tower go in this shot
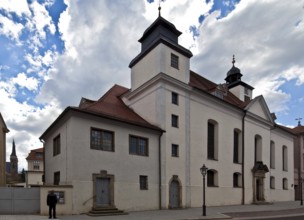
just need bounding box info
[129,13,193,90]
[10,139,18,176]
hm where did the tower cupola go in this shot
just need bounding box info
[225,55,254,102]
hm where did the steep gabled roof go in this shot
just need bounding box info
[77,84,161,131]
[26,148,44,161]
[40,85,163,140]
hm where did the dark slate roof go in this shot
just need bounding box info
[6,162,10,173]
[129,16,192,68]
[226,65,242,78]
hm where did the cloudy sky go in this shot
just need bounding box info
[1,0,303,171]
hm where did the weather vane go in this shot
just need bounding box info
[232,54,235,66]
[296,117,302,126]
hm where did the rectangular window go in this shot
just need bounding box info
[172,92,178,105]
[171,114,179,128]
[207,122,215,159]
[172,144,179,157]
[139,175,148,190]
[54,171,60,185]
[233,131,239,163]
[53,135,61,156]
[171,53,179,69]
[90,128,114,151]
[129,135,148,156]
[33,161,40,170]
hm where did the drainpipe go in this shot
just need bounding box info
[242,110,247,205]
[39,138,45,185]
[158,132,163,210]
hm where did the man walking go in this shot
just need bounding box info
[47,190,58,219]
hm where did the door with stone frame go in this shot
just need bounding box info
[169,177,181,209]
[93,170,114,208]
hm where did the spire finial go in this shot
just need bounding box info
[296,117,302,126]
[158,0,162,17]
[232,54,235,66]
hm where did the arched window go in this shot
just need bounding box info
[254,135,262,163]
[270,141,275,169]
[207,169,218,187]
[233,172,242,187]
[233,129,242,163]
[207,120,218,160]
[270,176,275,189]
[283,178,288,190]
[282,145,288,171]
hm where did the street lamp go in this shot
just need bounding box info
[200,164,208,216]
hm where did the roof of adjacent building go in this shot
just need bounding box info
[26,148,44,161]
[291,125,304,134]
[0,112,9,133]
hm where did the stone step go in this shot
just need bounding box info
[87,206,128,217]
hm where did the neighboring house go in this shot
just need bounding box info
[25,147,44,187]
[40,14,295,214]
[0,113,9,187]
[292,121,304,200]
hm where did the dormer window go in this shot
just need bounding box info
[171,53,179,69]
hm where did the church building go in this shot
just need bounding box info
[41,13,295,214]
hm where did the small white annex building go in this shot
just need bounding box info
[25,148,44,187]
[40,14,295,214]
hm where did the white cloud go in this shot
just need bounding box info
[11,72,39,91]
[0,15,24,41]
[29,1,56,37]
[191,0,304,114]
[0,0,31,17]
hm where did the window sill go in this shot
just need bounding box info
[207,158,218,161]
[207,185,218,188]
[233,162,242,165]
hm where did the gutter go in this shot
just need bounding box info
[242,110,247,205]
[158,132,163,210]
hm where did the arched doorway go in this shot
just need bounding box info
[169,176,181,208]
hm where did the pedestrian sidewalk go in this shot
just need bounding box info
[1,201,304,220]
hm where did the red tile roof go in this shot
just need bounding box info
[75,84,162,131]
[189,71,245,108]
[292,126,304,134]
[26,147,44,161]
